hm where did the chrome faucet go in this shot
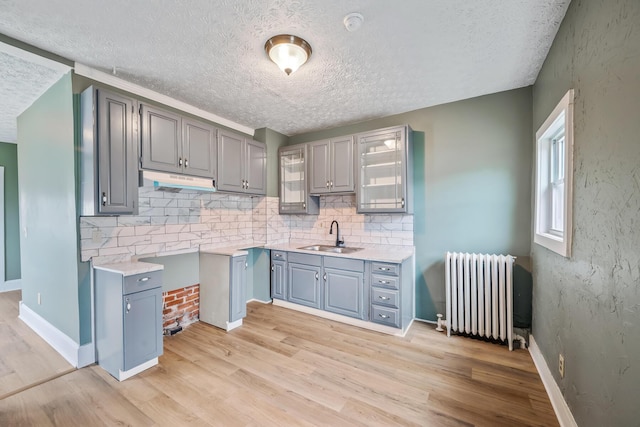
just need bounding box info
[329,220,345,247]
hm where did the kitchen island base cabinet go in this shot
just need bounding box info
[199,252,247,331]
[94,269,163,381]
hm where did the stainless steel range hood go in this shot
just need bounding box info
[141,171,216,193]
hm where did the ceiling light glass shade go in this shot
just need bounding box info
[265,35,312,75]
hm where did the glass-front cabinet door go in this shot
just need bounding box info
[357,125,412,213]
[279,144,319,214]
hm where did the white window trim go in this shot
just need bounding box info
[534,89,574,257]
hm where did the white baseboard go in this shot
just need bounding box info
[246,298,272,304]
[0,279,22,292]
[19,301,95,368]
[226,319,243,331]
[529,335,577,427]
[272,299,412,337]
[116,357,158,382]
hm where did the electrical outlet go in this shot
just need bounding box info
[37,292,41,305]
[559,354,565,378]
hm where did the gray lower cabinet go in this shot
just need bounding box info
[200,252,247,330]
[230,255,247,322]
[80,86,138,215]
[309,136,355,194]
[218,129,266,195]
[141,105,217,179]
[271,251,287,300]
[272,250,414,331]
[287,253,322,309]
[95,269,163,381]
[323,257,365,320]
[369,260,413,330]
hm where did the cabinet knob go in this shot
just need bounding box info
[245,181,249,188]
[401,198,405,208]
[271,265,274,271]
[303,203,306,209]
[315,272,319,280]
[323,273,327,281]
[326,181,329,189]
[185,158,189,168]
[330,180,333,188]
[178,157,183,166]
[101,192,107,206]
[126,299,131,313]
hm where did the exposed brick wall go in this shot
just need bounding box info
[163,284,199,330]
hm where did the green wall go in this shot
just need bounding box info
[0,142,20,281]
[254,127,288,197]
[531,1,640,425]
[17,72,81,343]
[290,88,533,320]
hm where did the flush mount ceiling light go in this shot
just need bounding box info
[265,34,312,76]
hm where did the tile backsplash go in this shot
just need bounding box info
[80,189,413,265]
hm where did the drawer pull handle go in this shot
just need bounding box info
[274,254,282,258]
[137,277,150,282]
[379,267,389,271]
[379,314,390,319]
[378,296,390,300]
[379,280,390,284]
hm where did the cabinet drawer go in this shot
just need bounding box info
[371,273,399,290]
[288,252,322,266]
[324,256,364,272]
[371,262,399,276]
[271,250,287,261]
[371,288,399,309]
[123,271,162,295]
[371,305,400,328]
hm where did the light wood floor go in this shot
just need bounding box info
[0,290,74,399]
[0,302,558,426]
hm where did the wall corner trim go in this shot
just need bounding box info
[529,335,578,427]
[18,301,95,368]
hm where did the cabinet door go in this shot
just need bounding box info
[279,145,306,212]
[330,136,355,193]
[324,267,364,319]
[288,263,322,309]
[271,260,287,300]
[217,130,245,192]
[97,90,137,214]
[141,105,182,174]
[230,255,247,322]
[182,118,216,178]
[245,139,266,195]
[123,287,163,371]
[309,140,331,194]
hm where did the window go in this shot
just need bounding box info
[534,90,574,257]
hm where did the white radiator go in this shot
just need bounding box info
[445,252,516,350]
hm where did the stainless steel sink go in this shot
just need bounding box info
[298,245,363,254]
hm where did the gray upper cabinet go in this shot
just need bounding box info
[80,86,138,216]
[309,137,355,194]
[182,118,217,178]
[218,129,266,195]
[279,143,319,214]
[141,105,217,179]
[141,105,182,174]
[356,125,413,213]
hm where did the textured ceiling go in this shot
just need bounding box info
[0,46,69,142]
[0,0,570,137]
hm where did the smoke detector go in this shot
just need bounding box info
[343,12,364,32]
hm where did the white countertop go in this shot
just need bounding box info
[267,241,414,263]
[93,261,164,276]
[199,245,251,257]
